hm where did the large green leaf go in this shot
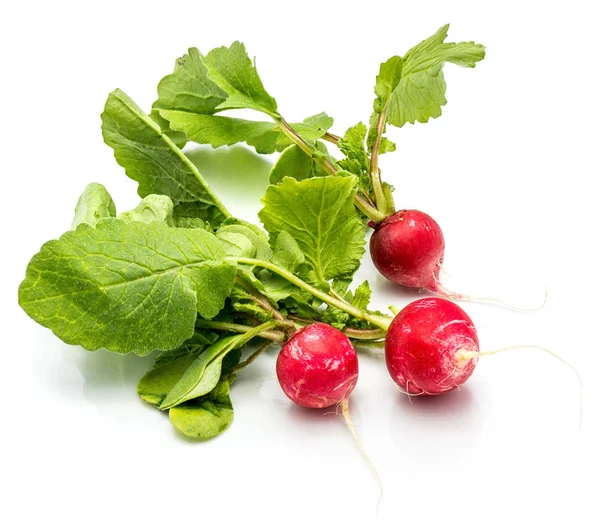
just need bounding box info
[259,176,366,283]
[71,183,116,229]
[159,111,333,156]
[101,89,231,228]
[371,24,485,132]
[169,378,234,439]
[157,112,280,154]
[202,41,279,116]
[18,219,236,355]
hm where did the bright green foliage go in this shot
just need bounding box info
[154,47,228,114]
[202,42,279,116]
[118,195,174,226]
[259,176,366,283]
[157,112,280,154]
[71,183,116,229]
[269,143,329,184]
[102,89,231,228]
[18,219,236,355]
[160,335,241,409]
[371,24,485,135]
[169,378,234,439]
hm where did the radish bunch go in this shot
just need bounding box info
[19,22,582,474]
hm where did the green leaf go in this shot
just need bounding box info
[154,47,228,115]
[101,89,231,229]
[337,123,372,195]
[169,378,234,440]
[157,112,281,154]
[18,219,236,355]
[118,195,174,226]
[202,42,279,116]
[71,183,116,229]
[269,143,329,184]
[159,111,333,156]
[149,109,187,149]
[271,230,305,272]
[160,336,240,409]
[352,280,371,310]
[259,176,366,283]
[372,24,485,132]
[138,353,198,406]
[217,224,272,261]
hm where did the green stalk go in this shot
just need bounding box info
[369,106,389,213]
[277,117,338,175]
[233,257,393,331]
[195,320,287,343]
[276,117,387,224]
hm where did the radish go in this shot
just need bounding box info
[370,209,445,292]
[385,297,479,395]
[385,298,582,426]
[276,323,359,408]
[276,323,383,501]
[370,209,546,311]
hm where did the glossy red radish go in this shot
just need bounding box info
[276,323,358,408]
[370,210,546,312]
[276,323,382,501]
[370,209,445,292]
[385,297,479,395]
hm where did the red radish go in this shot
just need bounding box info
[276,323,358,408]
[370,210,546,312]
[276,323,383,501]
[385,297,479,395]
[370,209,444,291]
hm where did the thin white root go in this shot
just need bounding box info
[458,345,583,429]
[435,281,549,313]
[340,400,384,512]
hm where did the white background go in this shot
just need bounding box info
[1,1,598,529]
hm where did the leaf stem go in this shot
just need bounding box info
[228,340,273,374]
[323,132,340,145]
[354,193,387,223]
[343,327,387,340]
[369,107,389,213]
[235,275,285,320]
[195,320,287,343]
[277,117,338,174]
[233,257,393,331]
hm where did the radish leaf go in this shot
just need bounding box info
[18,219,236,355]
[259,176,366,283]
[102,89,231,229]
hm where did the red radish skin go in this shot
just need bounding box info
[370,209,444,291]
[276,323,359,408]
[385,297,479,395]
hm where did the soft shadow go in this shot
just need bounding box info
[389,386,483,457]
[185,145,272,219]
[64,346,154,401]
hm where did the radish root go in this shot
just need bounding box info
[434,278,548,313]
[457,345,583,429]
[339,399,384,511]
